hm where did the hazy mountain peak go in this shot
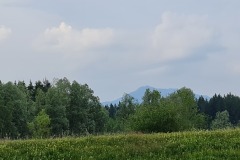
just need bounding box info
[102,86,176,105]
[102,86,210,106]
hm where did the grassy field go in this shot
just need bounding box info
[1,129,240,160]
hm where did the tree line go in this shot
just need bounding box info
[0,78,107,139]
[0,78,239,139]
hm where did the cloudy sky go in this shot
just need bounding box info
[1,0,240,102]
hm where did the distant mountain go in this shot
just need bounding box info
[102,86,210,106]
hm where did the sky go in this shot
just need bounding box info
[0,0,240,102]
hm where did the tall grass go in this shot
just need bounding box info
[1,129,240,159]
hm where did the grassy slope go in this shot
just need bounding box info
[1,129,240,160]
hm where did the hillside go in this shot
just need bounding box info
[1,129,240,159]
[102,85,209,105]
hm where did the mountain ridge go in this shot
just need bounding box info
[102,86,210,106]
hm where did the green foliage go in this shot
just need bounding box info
[116,94,137,119]
[67,81,106,135]
[94,107,109,133]
[45,87,69,136]
[108,104,117,119]
[0,82,29,138]
[131,104,181,132]
[224,94,240,124]
[1,78,109,138]
[131,87,207,133]
[199,93,240,126]
[105,118,120,132]
[1,129,240,159]
[1,77,240,138]
[53,77,71,106]
[115,94,137,131]
[28,109,51,138]
[35,89,46,114]
[142,89,161,106]
[211,110,232,130]
[168,87,206,129]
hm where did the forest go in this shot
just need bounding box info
[0,77,239,139]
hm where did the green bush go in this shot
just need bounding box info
[130,87,207,133]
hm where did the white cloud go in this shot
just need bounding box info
[0,25,12,42]
[150,12,213,63]
[37,22,115,54]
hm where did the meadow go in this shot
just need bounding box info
[1,129,240,160]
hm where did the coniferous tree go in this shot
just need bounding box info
[224,94,240,124]
[109,104,117,119]
[43,78,51,93]
[197,96,209,113]
[27,81,35,101]
[207,94,225,118]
